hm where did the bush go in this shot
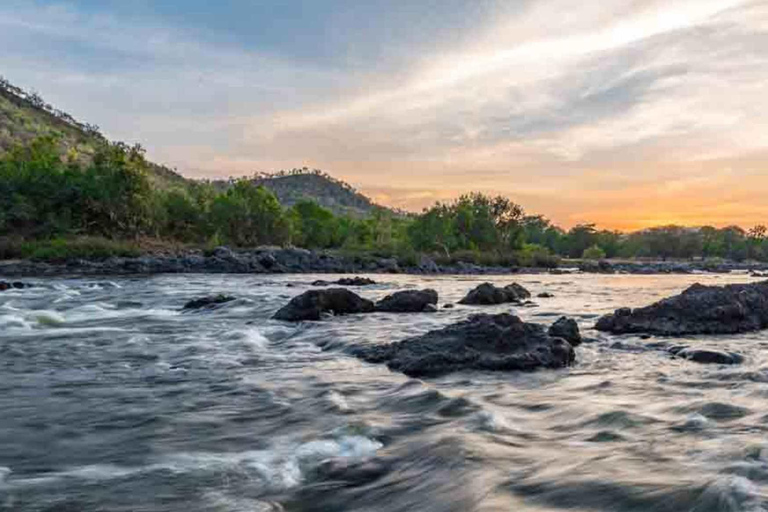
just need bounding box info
[10,237,141,262]
[516,244,561,268]
[582,244,607,260]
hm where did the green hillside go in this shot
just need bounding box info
[0,77,186,188]
[252,169,396,217]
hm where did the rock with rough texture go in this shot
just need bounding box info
[458,282,531,305]
[375,289,438,313]
[352,313,575,377]
[312,277,377,287]
[273,288,374,321]
[183,294,235,310]
[596,281,768,335]
[548,316,582,346]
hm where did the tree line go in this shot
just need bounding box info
[2,136,767,265]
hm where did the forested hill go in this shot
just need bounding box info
[251,170,396,217]
[0,77,186,188]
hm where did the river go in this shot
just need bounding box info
[1,273,767,511]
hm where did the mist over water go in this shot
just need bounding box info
[2,273,768,511]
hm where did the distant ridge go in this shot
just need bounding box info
[0,76,397,214]
[251,168,400,217]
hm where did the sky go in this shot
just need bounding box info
[1,0,767,230]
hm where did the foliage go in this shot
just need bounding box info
[5,136,768,266]
[582,244,607,260]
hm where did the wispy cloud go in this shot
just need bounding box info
[2,0,767,229]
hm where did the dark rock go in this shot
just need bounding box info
[259,253,277,269]
[183,294,236,310]
[537,292,554,298]
[424,303,438,313]
[673,348,744,365]
[312,277,377,287]
[548,316,582,346]
[418,255,440,274]
[458,282,531,305]
[375,289,438,313]
[443,303,454,309]
[352,313,575,377]
[0,281,27,291]
[212,246,235,259]
[579,260,614,273]
[596,281,768,335]
[273,288,374,321]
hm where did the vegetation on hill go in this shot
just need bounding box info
[3,133,768,266]
[0,76,186,189]
[249,168,394,217]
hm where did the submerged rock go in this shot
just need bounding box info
[548,317,582,346]
[537,292,554,298]
[595,281,768,335]
[352,313,575,377]
[375,289,438,313]
[669,346,744,365]
[458,282,531,305]
[312,277,377,287]
[0,281,26,291]
[273,288,374,321]
[182,294,235,310]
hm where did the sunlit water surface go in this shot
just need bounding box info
[2,273,768,511]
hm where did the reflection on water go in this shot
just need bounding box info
[1,273,768,511]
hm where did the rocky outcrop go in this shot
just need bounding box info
[374,289,438,313]
[0,281,26,291]
[182,294,235,310]
[312,277,377,286]
[351,313,575,377]
[458,282,531,305]
[596,281,768,335]
[273,288,374,321]
[548,316,582,346]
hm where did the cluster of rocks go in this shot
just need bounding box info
[578,259,768,275]
[351,313,579,377]
[595,281,768,335]
[0,281,27,291]
[594,280,768,366]
[458,282,531,305]
[271,282,533,322]
[272,287,440,321]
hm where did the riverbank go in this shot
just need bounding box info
[2,246,768,277]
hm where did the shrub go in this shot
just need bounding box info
[582,244,607,260]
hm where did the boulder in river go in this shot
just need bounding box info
[352,313,575,377]
[548,316,582,346]
[595,281,768,335]
[273,288,374,321]
[182,294,235,310]
[375,289,438,313]
[312,277,377,287]
[458,282,531,305]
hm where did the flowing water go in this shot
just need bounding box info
[2,273,768,512]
